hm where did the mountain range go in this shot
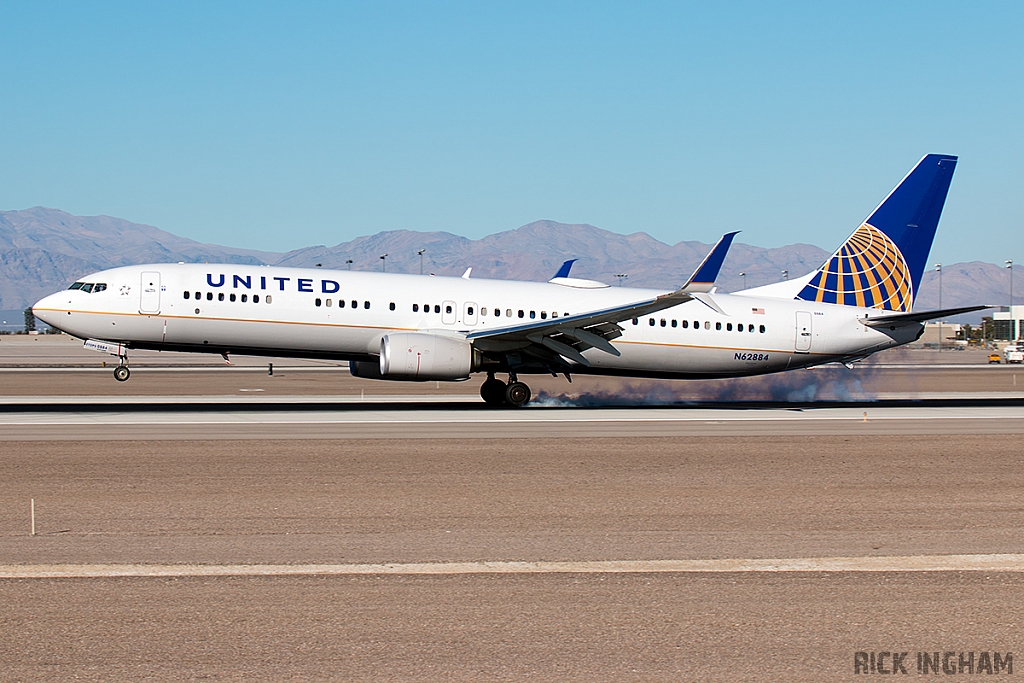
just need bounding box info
[1,207,1016,323]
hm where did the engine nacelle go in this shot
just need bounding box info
[377,332,474,381]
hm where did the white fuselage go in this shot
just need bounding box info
[32,264,920,379]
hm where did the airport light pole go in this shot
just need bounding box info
[1007,260,1013,307]
[346,259,353,271]
[781,269,788,281]
[418,249,426,275]
[739,271,746,289]
[615,274,628,287]
[380,254,388,273]
[935,263,942,350]
[1009,260,1015,341]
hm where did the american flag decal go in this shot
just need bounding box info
[752,308,765,314]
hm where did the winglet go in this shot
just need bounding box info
[551,259,577,280]
[682,232,738,293]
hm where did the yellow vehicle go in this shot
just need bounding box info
[988,353,1001,364]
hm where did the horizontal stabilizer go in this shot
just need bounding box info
[861,305,990,326]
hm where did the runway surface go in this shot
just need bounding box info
[3,344,1023,681]
[1,399,1022,440]
[3,433,1023,681]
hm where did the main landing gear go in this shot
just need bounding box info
[480,373,532,408]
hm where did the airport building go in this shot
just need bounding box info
[917,322,964,348]
[992,305,1024,341]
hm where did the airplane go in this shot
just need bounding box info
[32,154,985,406]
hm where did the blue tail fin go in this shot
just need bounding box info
[796,154,957,311]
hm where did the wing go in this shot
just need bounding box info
[467,232,738,369]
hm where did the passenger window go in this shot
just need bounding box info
[649,318,655,326]
[413,304,419,312]
[695,321,700,329]
[704,321,710,330]
[184,291,190,299]
[434,305,441,313]
[518,310,524,318]
[632,318,638,325]
[481,308,487,316]
[540,311,547,319]
[266,295,272,304]
[230,293,236,302]
[671,320,677,328]
[389,302,395,311]
[494,308,500,317]
[748,324,754,332]
[716,322,722,330]
[352,300,358,309]
[506,309,513,317]
[194,291,201,299]
[207,292,213,301]
[253,294,260,303]
[682,320,688,329]
[326,299,332,307]
[446,304,453,314]
[760,325,766,333]
[241,294,248,303]
[552,312,558,318]
[218,293,225,301]
[726,323,732,331]
[364,301,370,309]
[338,299,345,308]
[660,319,666,327]
[529,311,536,319]
[467,306,474,316]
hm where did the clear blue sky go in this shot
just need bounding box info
[1,1,1021,264]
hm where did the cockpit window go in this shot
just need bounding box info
[68,282,107,293]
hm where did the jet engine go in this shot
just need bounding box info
[355,332,475,381]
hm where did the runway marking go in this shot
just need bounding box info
[1,411,1022,427]
[3,554,1024,578]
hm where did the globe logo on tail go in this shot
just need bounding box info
[797,224,914,312]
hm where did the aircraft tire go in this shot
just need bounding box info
[480,377,507,406]
[113,366,130,382]
[504,381,531,407]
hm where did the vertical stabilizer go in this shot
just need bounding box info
[796,154,957,311]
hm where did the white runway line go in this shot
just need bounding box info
[3,554,1024,578]
[2,405,1024,426]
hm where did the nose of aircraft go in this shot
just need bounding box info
[31,292,62,328]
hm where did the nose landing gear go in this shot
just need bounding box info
[113,349,130,382]
[479,373,532,407]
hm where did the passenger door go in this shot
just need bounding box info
[140,271,161,314]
